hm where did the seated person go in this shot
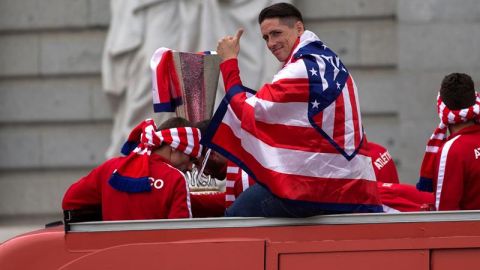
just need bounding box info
[367,141,434,211]
[62,117,202,221]
[208,2,382,217]
[419,73,480,210]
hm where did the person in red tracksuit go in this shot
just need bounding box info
[426,73,480,210]
[367,141,434,212]
[62,117,202,221]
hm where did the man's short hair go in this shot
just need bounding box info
[157,117,191,130]
[194,119,210,137]
[440,73,476,110]
[258,2,303,25]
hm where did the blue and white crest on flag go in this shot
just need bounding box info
[295,41,362,160]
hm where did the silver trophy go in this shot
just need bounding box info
[172,52,221,123]
[171,51,222,192]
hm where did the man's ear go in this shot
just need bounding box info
[295,20,304,35]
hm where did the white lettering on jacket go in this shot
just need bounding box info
[475,148,480,160]
[149,177,164,190]
[374,151,392,170]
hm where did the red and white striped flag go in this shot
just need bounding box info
[203,31,381,213]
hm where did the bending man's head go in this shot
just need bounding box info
[154,117,198,173]
[440,73,476,110]
[258,3,305,62]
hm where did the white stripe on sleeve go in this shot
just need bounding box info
[435,135,461,210]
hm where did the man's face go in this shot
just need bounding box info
[170,150,194,173]
[260,18,304,62]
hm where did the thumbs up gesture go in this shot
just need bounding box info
[217,28,244,61]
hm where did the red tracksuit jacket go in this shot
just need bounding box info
[433,125,480,210]
[62,154,192,220]
[367,142,400,184]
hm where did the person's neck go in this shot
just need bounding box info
[448,121,475,135]
[283,37,301,66]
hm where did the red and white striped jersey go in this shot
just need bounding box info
[225,161,255,208]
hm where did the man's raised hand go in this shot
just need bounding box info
[217,28,244,61]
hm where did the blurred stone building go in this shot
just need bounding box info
[1,0,479,241]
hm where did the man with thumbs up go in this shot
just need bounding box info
[202,3,382,217]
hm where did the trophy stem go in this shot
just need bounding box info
[196,148,211,184]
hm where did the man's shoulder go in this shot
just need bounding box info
[150,159,186,180]
[367,141,387,153]
[272,60,308,83]
[440,132,478,158]
[98,156,125,170]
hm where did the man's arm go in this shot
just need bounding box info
[220,58,243,91]
[62,161,110,210]
[190,192,225,217]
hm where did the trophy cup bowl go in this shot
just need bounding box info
[173,52,222,193]
[171,51,221,124]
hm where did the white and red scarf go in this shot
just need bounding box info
[420,92,480,185]
[150,48,183,113]
[109,119,202,193]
